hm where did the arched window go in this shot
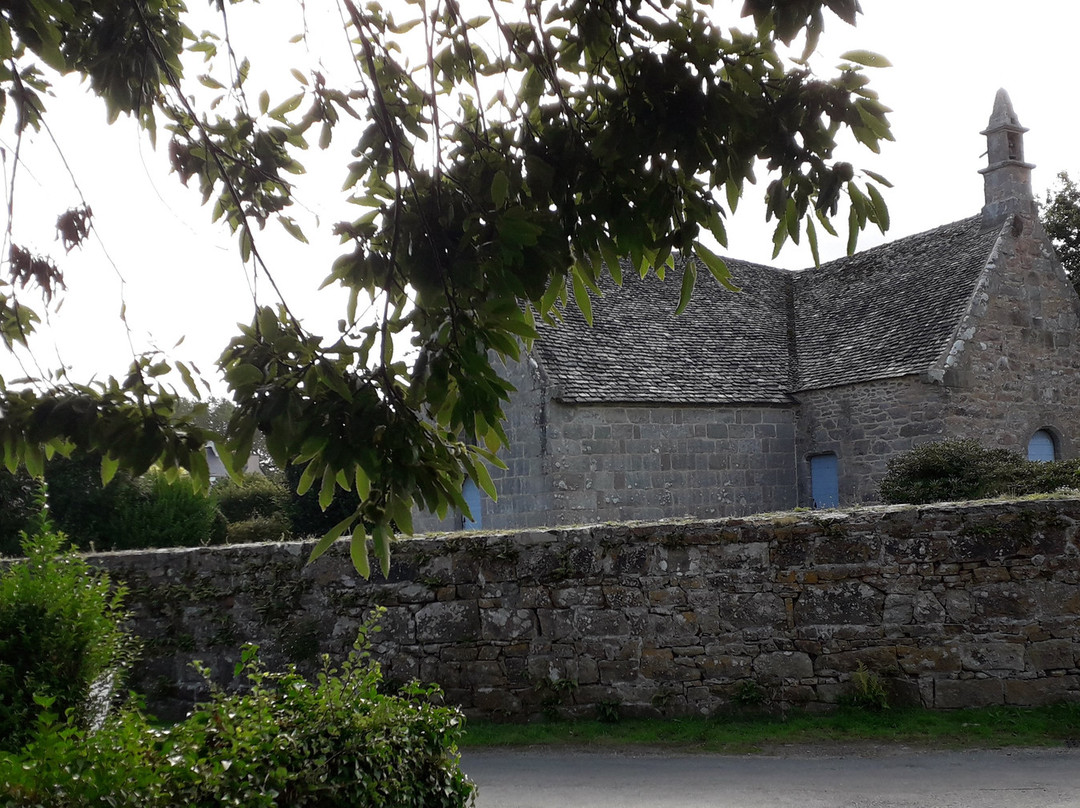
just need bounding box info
[1027,429,1057,463]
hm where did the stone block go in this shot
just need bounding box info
[481,608,538,642]
[415,601,480,643]
[702,655,752,680]
[913,592,947,624]
[753,651,813,681]
[716,593,787,630]
[814,646,897,675]
[537,609,574,641]
[1027,639,1076,672]
[960,643,1024,672]
[896,645,961,675]
[795,583,883,627]
[883,594,913,625]
[1005,676,1080,707]
[935,678,1003,709]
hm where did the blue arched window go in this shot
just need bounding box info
[1027,429,1057,463]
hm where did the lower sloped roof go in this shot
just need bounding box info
[533,215,1002,404]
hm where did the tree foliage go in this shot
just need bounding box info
[0,0,892,574]
[1041,170,1080,294]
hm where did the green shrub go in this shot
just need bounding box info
[880,439,1027,505]
[880,439,1080,505]
[226,515,294,544]
[212,474,291,525]
[0,470,41,557]
[106,471,226,551]
[285,463,361,538]
[0,532,133,752]
[0,615,476,808]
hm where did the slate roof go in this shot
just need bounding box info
[533,257,793,404]
[533,215,1002,404]
[793,215,1000,392]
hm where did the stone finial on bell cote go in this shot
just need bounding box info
[979,89,1036,228]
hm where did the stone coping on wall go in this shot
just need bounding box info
[44,495,1080,720]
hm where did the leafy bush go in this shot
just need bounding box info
[106,471,226,551]
[0,615,475,808]
[212,474,293,542]
[285,463,361,538]
[225,515,294,544]
[0,470,41,557]
[880,439,1080,505]
[0,532,133,752]
[212,474,291,525]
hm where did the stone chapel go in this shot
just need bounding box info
[416,90,1080,533]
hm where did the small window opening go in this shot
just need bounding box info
[1007,132,1022,161]
[1027,429,1057,463]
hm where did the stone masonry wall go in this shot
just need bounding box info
[940,215,1080,458]
[89,497,1080,721]
[534,400,798,525]
[795,376,951,507]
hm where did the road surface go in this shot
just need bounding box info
[461,745,1080,808]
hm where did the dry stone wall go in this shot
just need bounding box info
[89,497,1080,721]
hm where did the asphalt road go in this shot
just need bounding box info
[461,745,1080,808]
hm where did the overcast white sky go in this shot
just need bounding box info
[1,1,1077,394]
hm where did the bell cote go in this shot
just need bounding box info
[979,88,1035,228]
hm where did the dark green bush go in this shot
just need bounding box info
[105,471,226,551]
[0,470,40,557]
[212,474,291,525]
[225,515,294,544]
[879,439,1080,505]
[285,463,361,538]
[0,616,475,808]
[0,532,133,752]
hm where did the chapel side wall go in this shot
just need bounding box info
[411,356,553,534]
[939,217,1080,455]
[795,376,952,507]
[541,401,798,524]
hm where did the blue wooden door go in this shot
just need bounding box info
[810,454,839,508]
[462,478,482,529]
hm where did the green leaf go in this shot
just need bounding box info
[319,465,336,511]
[296,461,320,496]
[806,217,821,267]
[840,50,892,68]
[675,259,696,316]
[693,243,739,291]
[472,459,498,502]
[349,525,370,577]
[571,270,593,326]
[100,454,120,487]
[491,170,509,207]
[373,524,392,578]
[867,184,890,233]
[355,465,371,500]
[278,216,309,244]
[308,513,354,563]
